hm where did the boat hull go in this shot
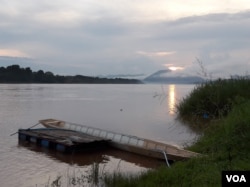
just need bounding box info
[39,119,200,161]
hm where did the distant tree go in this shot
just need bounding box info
[23,67,33,82]
[6,64,20,72]
[44,71,55,83]
[0,64,142,84]
[5,64,22,82]
[55,75,65,83]
[25,67,32,75]
[0,67,6,81]
[34,70,45,82]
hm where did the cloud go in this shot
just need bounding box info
[0,1,249,77]
[0,49,30,58]
[136,51,176,57]
[144,11,250,76]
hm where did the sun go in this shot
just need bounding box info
[164,64,184,71]
[168,66,179,71]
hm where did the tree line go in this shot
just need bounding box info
[0,65,142,84]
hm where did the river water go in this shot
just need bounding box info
[0,84,197,187]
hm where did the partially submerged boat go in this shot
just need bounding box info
[39,119,200,162]
[18,128,110,153]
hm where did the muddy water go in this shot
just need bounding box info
[0,84,197,186]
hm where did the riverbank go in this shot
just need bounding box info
[0,64,142,84]
[104,77,250,187]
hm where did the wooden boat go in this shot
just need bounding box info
[39,119,200,162]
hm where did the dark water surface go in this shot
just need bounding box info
[0,84,197,186]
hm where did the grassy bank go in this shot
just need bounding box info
[104,78,250,187]
[177,77,250,119]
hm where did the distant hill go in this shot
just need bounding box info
[144,69,204,84]
[99,73,146,80]
[0,64,142,84]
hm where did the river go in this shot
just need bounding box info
[0,84,197,186]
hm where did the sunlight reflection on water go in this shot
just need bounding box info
[0,84,196,186]
[168,84,176,115]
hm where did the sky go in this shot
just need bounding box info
[0,0,250,78]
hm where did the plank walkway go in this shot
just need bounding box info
[18,128,110,153]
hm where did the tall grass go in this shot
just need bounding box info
[44,77,250,187]
[104,77,250,187]
[43,162,106,187]
[177,77,250,119]
[190,100,250,164]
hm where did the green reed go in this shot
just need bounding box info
[104,77,250,187]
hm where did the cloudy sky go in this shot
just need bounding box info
[0,0,250,78]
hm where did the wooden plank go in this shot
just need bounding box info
[18,128,110,153]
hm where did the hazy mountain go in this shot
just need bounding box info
[144,69,204,84]
[99,73,146,79]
